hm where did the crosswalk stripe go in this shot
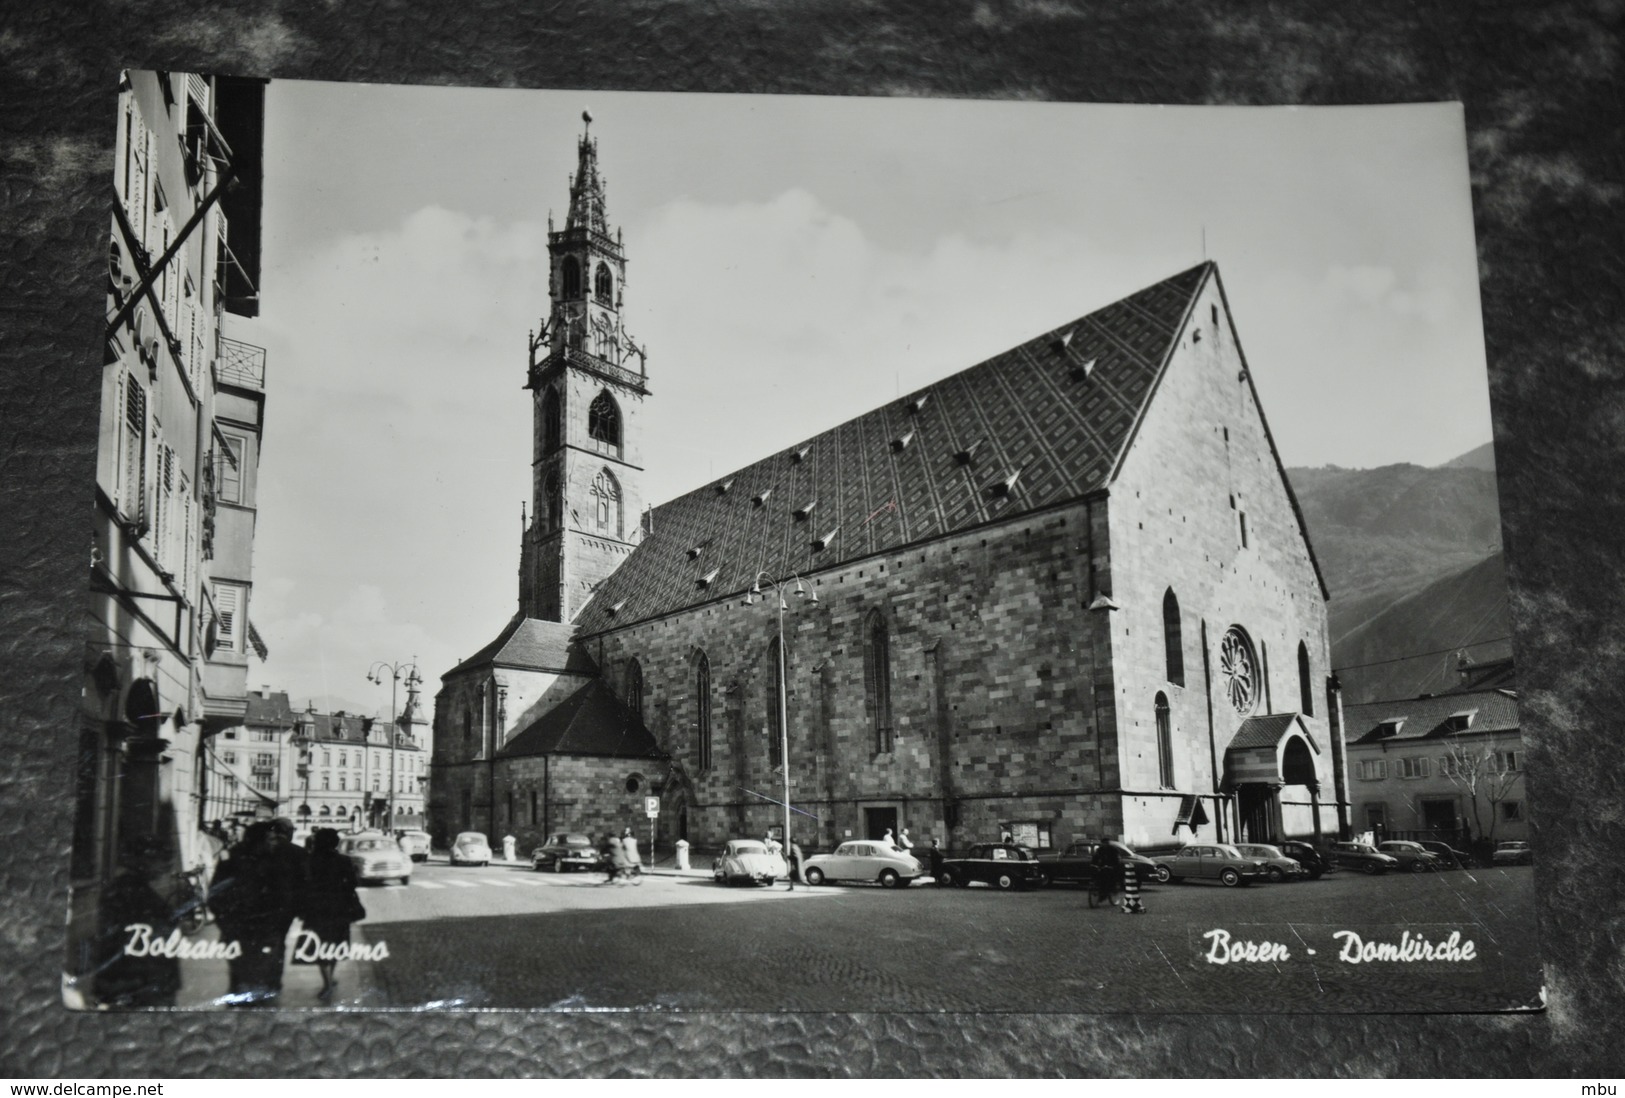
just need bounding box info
[411,880,446,889]
[441,879,481,888]
[481,879,518,887]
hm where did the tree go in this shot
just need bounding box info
[1439,736,1523,842]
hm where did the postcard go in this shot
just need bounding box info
[67,74,1535,1012]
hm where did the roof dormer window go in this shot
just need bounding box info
[696,568,720,589]
[752,487,773,507]
[891,430,914,452]
[794,500,817,521]
[956,439,984,465]
[812,526,839,551]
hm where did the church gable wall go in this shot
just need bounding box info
[487,754,658,856]
[1107,279,1335,846]
[589,503,1121,851]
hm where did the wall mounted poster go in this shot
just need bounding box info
[71,74,1537,1013]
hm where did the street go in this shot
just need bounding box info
[279,860,1543,1014]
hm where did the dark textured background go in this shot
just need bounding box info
[3,0,1622,1078]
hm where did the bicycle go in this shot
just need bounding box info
[1087,871,1120,909]
[170,866,211,935]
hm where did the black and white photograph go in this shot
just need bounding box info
[66,72,1538,1015]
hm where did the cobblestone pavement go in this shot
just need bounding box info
[349,862,1539,1013]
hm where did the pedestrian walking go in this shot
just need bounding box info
[296,828,365,999]
[786,840,804,890]
[599,834,621,884]
[92,832,182,1008]
[927,838,945,880]
[211,820,304,1005]
[1090,840,1122,909]
[881,828,897,850]
[621,827,643,881]
[897,827,914,856]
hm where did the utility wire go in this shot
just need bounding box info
[1332,635,1513,674]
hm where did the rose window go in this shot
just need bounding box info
[1219,627,1259,715]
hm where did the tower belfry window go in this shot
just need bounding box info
[595,263,614,304]
[588,391,621,447]
[591,468,622,537]
[561,256,582,299]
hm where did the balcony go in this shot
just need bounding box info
[529,347,647,394]
[216,336,266,390]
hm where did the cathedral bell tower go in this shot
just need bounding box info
[520,112,649,622]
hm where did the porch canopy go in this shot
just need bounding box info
[1222,713,1319,790]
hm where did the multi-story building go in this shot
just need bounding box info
[434,118,1350,856]
[70,69,268,990]
[1341,656,1525,847]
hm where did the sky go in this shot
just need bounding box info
[231,82,1493,714]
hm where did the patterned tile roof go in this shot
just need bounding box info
[576,262,1214,635]
[244,690,294,727]
[1344,687,1520,745]
[499,678,666,760]
[444,614,597,679]
[1227,713,1311,751]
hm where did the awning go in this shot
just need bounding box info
[1173,795,1211,833]
[1222,713,1320,789]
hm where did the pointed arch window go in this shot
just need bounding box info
[695,650,712,771]
[1155,692,1174,788]
[766,638,784,767]
[864,610,894,753]
[1297,641,1315,716]
[561,256,582,299]
[542,388,561,453]
[543,470,562,532]
[595,262,614,304]
[588,390,621,448]
[624,658,644,722]
[591,468,622,537]
[1163,588,1185,686]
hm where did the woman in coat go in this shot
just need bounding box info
[297,828,363,998]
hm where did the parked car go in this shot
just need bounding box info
[1152,844,1266,887]
[713,839,787,886]
[1232,843,1310,882]
[1417,839,1475,869]
[449,831,493,866]
[531,832,603,873]
[934,843,1047,890]
[1278,840,1330,879]
[340,832,413,886]
[1375,840,1444,873]
[396,828,432,862]
[1033,840,1158,886]
[802,840,922,888]
[1491,840,1533,866]
[1328,841,1401,875]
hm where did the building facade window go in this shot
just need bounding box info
[1218,626,1258,715]
[695,650,712,771]
[625,658,644,722]
[595,263,614,303]
[1357,760,1387,781]
[1496,750,1521,772]
[561,256,581,299]
[1396,757,1431,779]
[864,610,893,753]
[542,388,561,453]
[217,433,246,505]
[1297,641,1314,715]
[1155,692,1174,788]
[212,582,244,653]
[1162,588,1184,686]
[588,391,620,448]
[766,638,784,766]
[1501,801,1522,822]
[592,468,622,537]
[543,470,562,532]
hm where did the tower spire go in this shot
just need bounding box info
[567,109,607,235]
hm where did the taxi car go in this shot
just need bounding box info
[1152,843,1266,887]
[713,839,787,886]
[1233,843,1311,882]
[802,840,922,888]
[450,831,493,867]
[340,831,413,886]
[933,843,1047,890]
[531,832,604,873]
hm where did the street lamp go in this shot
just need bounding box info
[366,659,422,832]
[744,572,815,888]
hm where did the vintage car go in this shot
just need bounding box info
[449,831,494,867]
[1377,840,1445,872]
[802,840,922,888]
[1233,843,1311,882]
[1278,840,1331,879]
[340,832,413,886]
[531,832,604,873]
[1491,840,1533,866]
[396,828,432,862]
[1328,840,1401,875]
[1152,844,1266,887]
[1417,839,1475,869]
[1033,840,1158,886]
[713,839,788,886]
[934,843,1047,890]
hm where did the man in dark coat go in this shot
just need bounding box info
[211,820,305,1004]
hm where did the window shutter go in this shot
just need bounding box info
[123,377,147,522]
[215,584,238,647]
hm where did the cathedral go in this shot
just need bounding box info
[430,118,1352,857]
